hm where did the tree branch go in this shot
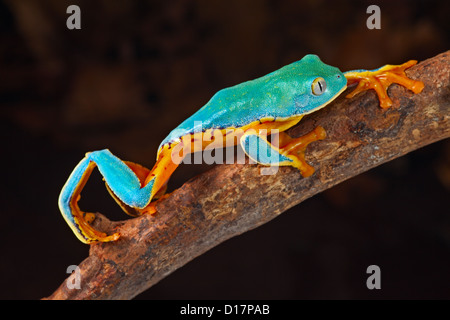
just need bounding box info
[45,51,450,300]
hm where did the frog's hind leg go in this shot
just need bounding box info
[344,60,424,109]
[104,161,152,217]
[58,149,158,243]
[240,126,326,177]
[105,153,177,216]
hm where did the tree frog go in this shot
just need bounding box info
[58,54,424,243]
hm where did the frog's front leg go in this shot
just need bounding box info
[58,149,157,243]
[344,60,424,109]
[240,126,326,177]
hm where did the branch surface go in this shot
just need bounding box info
[46,51,450,300]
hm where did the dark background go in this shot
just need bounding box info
[1,0,449,299]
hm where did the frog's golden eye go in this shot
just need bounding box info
[312,77,326,96]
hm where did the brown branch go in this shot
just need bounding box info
[45,51,450,300]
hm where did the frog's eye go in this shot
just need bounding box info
[311,77,326,96]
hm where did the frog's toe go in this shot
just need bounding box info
[344,60,424,109]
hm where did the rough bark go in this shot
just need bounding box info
[45,51,450,300]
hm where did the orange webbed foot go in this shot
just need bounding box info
[278,126,327,177]
[345,60,424,109]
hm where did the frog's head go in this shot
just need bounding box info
[282,54,347,115]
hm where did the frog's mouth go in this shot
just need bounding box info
[301,84,347,116]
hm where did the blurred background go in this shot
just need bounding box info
[1,0,449,299]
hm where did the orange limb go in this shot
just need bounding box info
[140,148,180,214]
[242,117,325,177]
[345,60,424,109]
[277,126,327,177]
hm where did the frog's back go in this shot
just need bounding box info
[158,54,346,151]
[160,65,297,149]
